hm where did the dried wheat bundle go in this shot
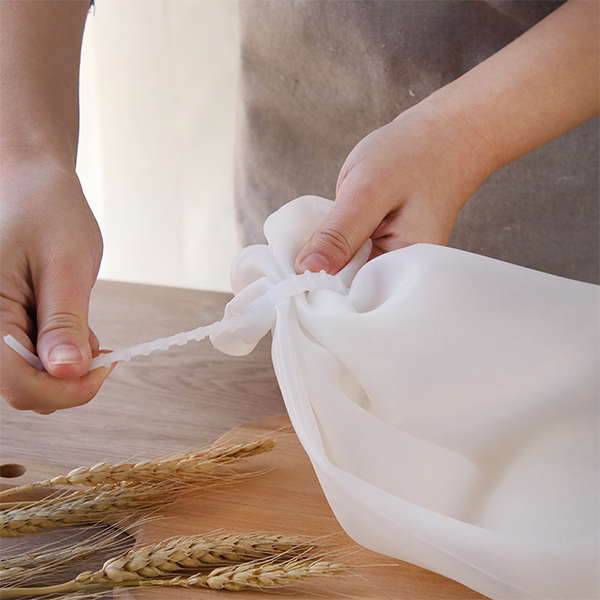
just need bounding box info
[0,436,275,500]
[0,534,348,598]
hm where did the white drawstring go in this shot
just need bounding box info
[3,271,348,372]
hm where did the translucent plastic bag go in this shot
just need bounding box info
[212,196,599,600]
[7,195,596,598]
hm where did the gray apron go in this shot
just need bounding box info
[235,0,598,283]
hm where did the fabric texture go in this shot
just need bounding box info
[234,0,598,284]
[213,195,600,600]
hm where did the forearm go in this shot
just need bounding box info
[0,0,90,167]
[424,0,599,175]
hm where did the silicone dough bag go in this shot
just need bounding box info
[212,196,599,600]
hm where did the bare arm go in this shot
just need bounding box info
[0,0,112,412]
[295,0,599,273]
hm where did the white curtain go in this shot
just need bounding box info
[77,0,240,292]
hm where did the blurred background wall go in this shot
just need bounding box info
[77,0,240,293]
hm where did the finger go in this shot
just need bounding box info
[33,256,97,379]
[294,180,390,275]
[0,328,115,412]
[370,193,458,255]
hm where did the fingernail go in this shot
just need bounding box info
[300,253,331,273]
[48,344,82,365]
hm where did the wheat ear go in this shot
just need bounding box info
[73,532,315,583]
[119,559,348,591]
[0,558,348,597]
[0,481,184,538]
[0,437,275,500]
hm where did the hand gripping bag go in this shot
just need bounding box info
[212,195,599,600]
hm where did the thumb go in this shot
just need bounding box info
[34,265,96,379]
[294,187,386,275]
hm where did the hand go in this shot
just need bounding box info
[294,105,495,274]
[0,152,113,412]
[295,0,598,275]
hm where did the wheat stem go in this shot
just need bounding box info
[0,579,78,597]
[0,437,275,501]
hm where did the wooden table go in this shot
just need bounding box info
[0,280,285,466]
[0,280,487,599]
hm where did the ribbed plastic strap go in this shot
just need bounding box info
[3,271,347,372]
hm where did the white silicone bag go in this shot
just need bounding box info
[211,195,599,600]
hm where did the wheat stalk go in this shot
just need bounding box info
[0,557,348,597]
[119,558,348,591]
[0,437,275,500]
[0,481,185,538]
[74,532,316,583]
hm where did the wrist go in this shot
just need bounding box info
[391,100,498,217]
[411,93,500,179]
[0,123,77,169]
[0,140,78,180]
